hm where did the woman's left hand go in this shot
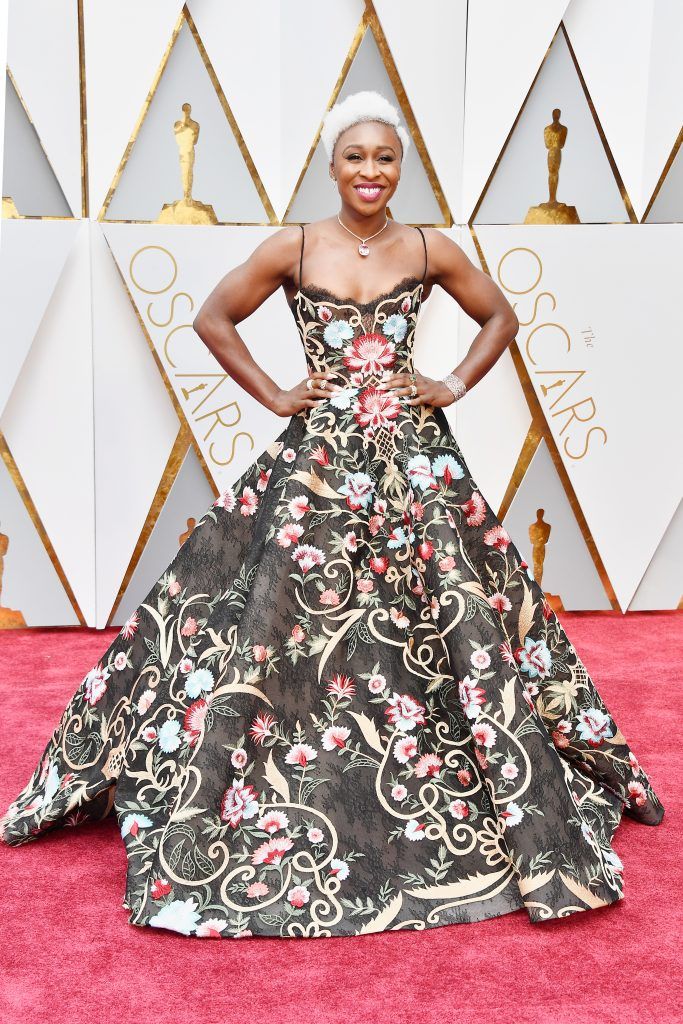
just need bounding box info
[376,371,455,408]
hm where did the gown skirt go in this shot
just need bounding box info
[0,275,665,940]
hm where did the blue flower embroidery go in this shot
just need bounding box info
[432,454,465,481]
[383,313,408,343]
[323,319,354,349]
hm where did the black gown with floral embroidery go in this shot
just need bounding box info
[0,225,664,939]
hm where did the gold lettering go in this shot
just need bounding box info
[129,245,177,294]
[497,247,543,294]
[515,290,556,328]
[209,431,255,467]
[564,426,608,461]
[552,395,597,436]
[148,291,194,328]
[163,322,198,369]
[525,322,571,367]
[196,400,242,440]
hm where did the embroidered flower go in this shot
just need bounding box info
[285,743,318,766]
[185,667,215,699]
[483,525,511,552]
[459,676,486,720]
[329,386,359,410]
[220,778,260,828]
[352,387,401,432]
[158,719,182,753]
[449,799,469,820]
[83,664,109,706]
[461,492,487,527]
[515,637,552,680]
[432,454,464,486]
[323,318,354,349]
[382,312,408,342]
[338,472,375,510]
[405,454,438,491]
[575,707,614,746]
[343,333,397,375]
[385,692,426,732]
[291,544,326,572]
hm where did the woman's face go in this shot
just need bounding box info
[330,120,402,212]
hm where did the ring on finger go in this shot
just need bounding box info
[306,378,314,391]
[319,379,327,390]
[409,383,418,397]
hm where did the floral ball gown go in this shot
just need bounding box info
[0,224,664,939]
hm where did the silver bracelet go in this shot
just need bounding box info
[441,372,467,402]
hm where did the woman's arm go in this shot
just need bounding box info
[192,227,341,416]
[378,229,519,407]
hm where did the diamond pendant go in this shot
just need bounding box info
[358,243,370,256]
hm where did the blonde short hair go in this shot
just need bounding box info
[321,90,410,162]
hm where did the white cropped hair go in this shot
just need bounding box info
[321,90,411,162]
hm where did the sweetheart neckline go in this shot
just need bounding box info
[290,274,424,312]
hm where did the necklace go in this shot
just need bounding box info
[337,213,389,256]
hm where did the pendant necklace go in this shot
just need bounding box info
[337,213,389,256]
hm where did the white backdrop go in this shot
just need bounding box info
[1,0,681,628]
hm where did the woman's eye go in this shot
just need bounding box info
[347,154,393,161]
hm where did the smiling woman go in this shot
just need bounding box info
[0,89,664,940]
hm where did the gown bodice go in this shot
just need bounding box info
[289,275,425,393]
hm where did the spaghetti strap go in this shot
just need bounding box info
[415,225,427,284]
[298,223,305,289]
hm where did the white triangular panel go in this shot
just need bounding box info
[463,0,569,220]
[103,223,302,494]
[477,223,683,610]
[103,16,267,223]
[629,500,683,611]
[504,439,610,610]
[0,219,80,417]
[7,0,82,216]
[0,220,95,622]
[92,223,180,627]
[279,0,365,219]
[289,22,441,225]
[84,0,185,217]
[0,453,79,626]
[112,444,214,626]
[645,141,683,222]
[474,27,627,224]
[374,0,465,222]
[186,0,280,217]
[3,70,72,216]
[453,228,531,512]
[565,0,683,222]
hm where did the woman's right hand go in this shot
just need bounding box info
[271,371,342,416]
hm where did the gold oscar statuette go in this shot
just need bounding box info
[524,108,580,225]
[0,530,27,628]
[179,517,196,546]
[528,509,565,613]
[156,102,217,225]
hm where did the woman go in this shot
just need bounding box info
[1,91,664,939]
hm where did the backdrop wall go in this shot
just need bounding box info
[1,0,681,628]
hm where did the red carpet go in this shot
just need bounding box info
[0,613,680,1024]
